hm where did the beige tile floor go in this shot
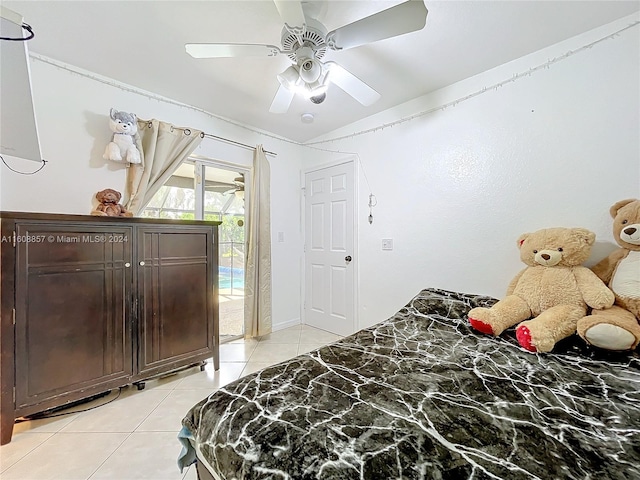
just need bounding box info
[0,325,341,480]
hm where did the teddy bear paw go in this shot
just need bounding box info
[469,317,494,335]
[516,325,537,352]
[468,308,495,335]
[584,324,636,351]
[588,291,615,310]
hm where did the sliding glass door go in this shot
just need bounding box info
[200,163,247,342]
[142,160,248,342]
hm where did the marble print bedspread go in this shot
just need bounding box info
[182,288,640,480]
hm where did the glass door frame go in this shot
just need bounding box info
[190,156,251,343]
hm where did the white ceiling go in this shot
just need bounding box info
[4,0,639,143]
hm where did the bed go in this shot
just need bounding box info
[179,288,640,479]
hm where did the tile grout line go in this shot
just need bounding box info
[85,431,134,480]
[0,431,54,475]
[128,388,174,433]
[83,375,186,479]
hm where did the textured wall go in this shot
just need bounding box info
[303,14,640,329]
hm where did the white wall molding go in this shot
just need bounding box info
[273,318,301,332]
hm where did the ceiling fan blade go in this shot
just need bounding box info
[325,62,380,106]
[269,84,295,113]
[273,0,306,28]
[185,43,281,58]
[326,0,428,51]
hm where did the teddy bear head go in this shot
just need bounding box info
[96,188,122,205]
[609,198,640,251]
[517,227,595,267]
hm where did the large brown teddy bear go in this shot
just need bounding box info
[468,227,614,353]
[91,188,133,217]
[577,199,640,350]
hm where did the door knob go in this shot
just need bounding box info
[125,262,131,268]
[345,255,352,264]
[139,261,145,266]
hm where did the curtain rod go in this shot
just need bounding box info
[154,123,278,157]
[203,133,277,157]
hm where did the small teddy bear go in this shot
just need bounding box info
[91,189,133,217]
[577,199,640,350]
[103,108,142,164]
[468,227,614,353]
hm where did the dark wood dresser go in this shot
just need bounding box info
[0,212,220,444]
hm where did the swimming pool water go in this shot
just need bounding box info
[219,267,245,290]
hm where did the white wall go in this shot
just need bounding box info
[0,57,307,330]
[303,14,640,329]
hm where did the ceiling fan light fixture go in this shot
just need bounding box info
[277,65,300,89]
[310,92,326,104]
[298,58,322,83]
[305,79,328,99]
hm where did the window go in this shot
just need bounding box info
[141,163,197,220]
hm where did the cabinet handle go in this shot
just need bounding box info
[139,261,145,266]
[125,262,131,268]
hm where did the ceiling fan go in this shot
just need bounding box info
[223,175,245,196]
[185,0,428,113]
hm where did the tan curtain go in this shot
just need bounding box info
[125,119,203,214]
[244,145,272,338]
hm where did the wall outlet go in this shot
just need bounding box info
[382,238,393,251]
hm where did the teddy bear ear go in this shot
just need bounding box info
[110,108,117,120]
[609,199,637,218]
[573,228,595,246]
[517,233,529,249]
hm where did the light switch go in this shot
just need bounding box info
[278,231,285,243]
[382,238,393,250]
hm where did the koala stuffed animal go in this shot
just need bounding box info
[103,108,142,164]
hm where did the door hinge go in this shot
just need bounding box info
[12,308,16,325]
[13,386,16,403]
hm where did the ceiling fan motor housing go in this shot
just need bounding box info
[280,17,327,62]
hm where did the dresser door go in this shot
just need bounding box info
[14,223,133,411]
[135,226,215,378]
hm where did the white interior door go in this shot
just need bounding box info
[304,161,355,336]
